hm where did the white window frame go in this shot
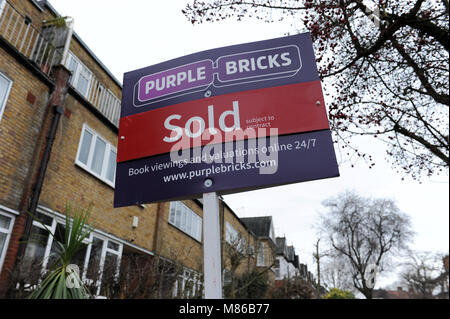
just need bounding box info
[82,233,122,297]
[26,209,122,297]
[66,51,93,99]
[0,72,13,123]
[0,0,6,17]
[173,268,201,298]
[257,242,265,267]
[0,210,15,272]
[75,123,117,188]
[169,201,202,242]
[225,222,246,253]
[225,222,238,245]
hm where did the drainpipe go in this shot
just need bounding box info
[153,202,166,255]
[16,105,64,260]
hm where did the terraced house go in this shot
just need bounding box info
[274,237,300,281]
[0,0,305,298]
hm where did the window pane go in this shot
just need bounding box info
[186,212,192,236]
[0,73,11,113]
[86,237,103,281]
[78,130,93,165]
[35,212,53,226]
[175,204,181,228]
[0,233,7,261]
[169,203,175,224]
[107,241,119,251]
[90,137,106,175]
[181,209,186,231]
[48,223,66,268]
[19,225,49,276]
[76,72,90,97]
[258,243,264,266]
[67,54,91,98]
[0,215,11,229]
[196,217,202,241]
[24,226,49,264]
[170,202,202,241]
[100,252,118,296]
[106,150,116,182]
[67,56,78,82]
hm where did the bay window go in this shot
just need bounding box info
[23,210,122,296]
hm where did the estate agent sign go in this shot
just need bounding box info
[114,33,339,207]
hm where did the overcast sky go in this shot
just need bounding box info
[49,0,449,289]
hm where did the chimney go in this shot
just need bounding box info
[397,287,403,292]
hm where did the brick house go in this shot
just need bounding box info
[0,0,156,297]
[0,0,303,298]
[240,216,278,283]
[274,237,300,281]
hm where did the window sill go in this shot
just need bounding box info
[74,161,115,189]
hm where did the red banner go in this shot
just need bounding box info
[117,81,329,162]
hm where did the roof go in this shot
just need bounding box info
[240,216,273,238]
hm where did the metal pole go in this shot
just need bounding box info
[202,191,223,299]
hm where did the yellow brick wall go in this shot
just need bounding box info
[38,93,158,252]
[0,48,51,210]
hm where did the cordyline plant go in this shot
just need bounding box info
[28,204,93,299]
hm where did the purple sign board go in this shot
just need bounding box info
[114,33,339,207]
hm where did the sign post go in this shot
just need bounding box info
[202,191,223,299]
